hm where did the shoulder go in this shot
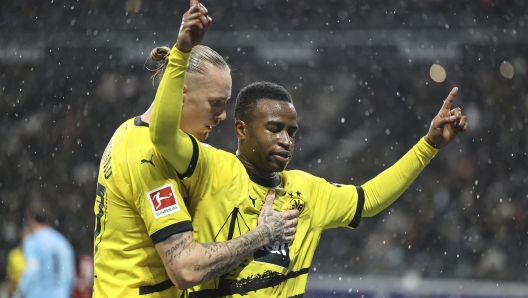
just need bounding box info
[46,228,69,245]
[8,246,23,259]
[282,170,343,190]
[198,142,238,161]
[22,234,38,251]
[282,169,321,181]
[112,117,139,136]
[113,118,155,157]
[104,117,147,155]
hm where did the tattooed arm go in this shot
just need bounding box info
[155,189,299,290]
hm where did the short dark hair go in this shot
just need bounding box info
[27,199,52,223]
[234,81,293,121]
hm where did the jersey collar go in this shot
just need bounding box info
[134,116,149,127]
[246,169,281,187]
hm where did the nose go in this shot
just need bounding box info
[216,108,227,121]
[278,131,293,149]
[215,102,227,121]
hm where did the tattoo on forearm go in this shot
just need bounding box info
[163,234,194,266]
[197,226,270,283]
[162,216,281,285]
[202,242,220,259]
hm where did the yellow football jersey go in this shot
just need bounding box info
[181,139,363,298]
[147,44,438,297]
[92,117,192,298]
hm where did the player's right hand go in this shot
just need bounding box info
[257,189,299,246]
[176,0,212,53]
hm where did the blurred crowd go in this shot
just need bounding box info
[1,0,526,32]
[1,0,528,291]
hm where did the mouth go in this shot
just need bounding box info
[206,121,219,131]
[271,151,291,163]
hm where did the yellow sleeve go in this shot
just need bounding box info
[134,151,193,243]
[361,137,438,217]
[149,45,195,175]
[312,178,362,229]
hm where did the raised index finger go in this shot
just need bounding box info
[440,87,458,111]
[190,0,199,8]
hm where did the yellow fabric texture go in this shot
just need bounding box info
[7,246,25,286]
[92,116,191,298]
[149,44,438,297]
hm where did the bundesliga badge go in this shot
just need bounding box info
[147,184,180,218]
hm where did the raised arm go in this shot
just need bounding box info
[149,0,211,174]
[155,189,299,290]
[149,1,301,290]
[361,87,468,216]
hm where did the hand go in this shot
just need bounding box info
[175,0,212,53]
[424,87,468,149]
[257,189,299,246]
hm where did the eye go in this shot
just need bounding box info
[267,125,281,133]
[288,128,298,138]
[210,100,220,106]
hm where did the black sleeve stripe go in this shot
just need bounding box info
[150,221,193,244]
[348,186,365,228]
[178,132,199,179]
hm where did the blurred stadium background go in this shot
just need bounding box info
[1,0,528,297]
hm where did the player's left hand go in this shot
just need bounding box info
[424,87,468,149]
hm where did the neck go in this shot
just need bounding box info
[140,104,154,123]
[236,150,279,180]
[30,221,49,232]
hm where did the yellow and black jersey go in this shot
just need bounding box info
[147,44,439,297]
[178,136,436,297]
[92,116,192,298]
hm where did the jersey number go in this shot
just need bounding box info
[52,251,60,279]
[94,182,107,256]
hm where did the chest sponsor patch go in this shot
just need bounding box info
[253,243,291,269]
[147,184,180,218]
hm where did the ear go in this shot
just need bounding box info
[235,119,247,140]
[182,84,188,104]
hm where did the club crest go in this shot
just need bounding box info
[290,198,305,213]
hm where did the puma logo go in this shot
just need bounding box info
[141,155,155,167]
